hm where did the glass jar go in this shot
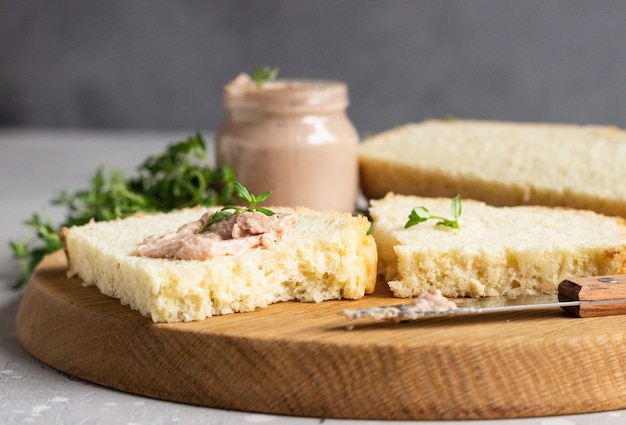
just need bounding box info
[215,77,359,212]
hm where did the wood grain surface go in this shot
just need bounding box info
[15,250,626,420]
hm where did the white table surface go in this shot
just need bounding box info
[2,128,626,425]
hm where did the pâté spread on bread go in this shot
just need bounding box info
[133,209,297,261]
[132,182,297,261]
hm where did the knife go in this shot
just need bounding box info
[338,275,626,324]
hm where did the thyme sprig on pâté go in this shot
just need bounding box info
[9,133,237,289]
[253,65,279,88]
[405,195,462,229]
[197,182,275,233]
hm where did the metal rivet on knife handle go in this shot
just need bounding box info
[558,275,626,318]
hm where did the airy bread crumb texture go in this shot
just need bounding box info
[359,119,626,218]
[370,193,626,298]
[62,207,377,322]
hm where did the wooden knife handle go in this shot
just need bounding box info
[558,275,626,318]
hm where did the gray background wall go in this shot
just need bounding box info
[2,0,626,135]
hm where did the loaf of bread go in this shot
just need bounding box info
[369,193,626,298]
[359,119,626,218]
[61,207,377,322]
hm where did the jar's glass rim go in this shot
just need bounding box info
[259,78,346,90]
[226,78,346,95]
[223,78,349,110]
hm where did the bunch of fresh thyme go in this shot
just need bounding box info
[9,133,237,289]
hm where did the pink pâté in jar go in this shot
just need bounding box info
[215,74,359,212]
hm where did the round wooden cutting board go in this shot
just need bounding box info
[15,251,626,420]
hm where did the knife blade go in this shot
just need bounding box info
[338,275,626,324]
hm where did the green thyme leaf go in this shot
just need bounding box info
[405,195,462,229]
[405,206,431,228]
[253,66,279,88]
[254,206,276,216]
[234,182,253,203]
[449,194,462,222]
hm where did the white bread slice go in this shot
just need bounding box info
[370,193,626,298]
[61,207,377,322]
[359,119,626,218]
